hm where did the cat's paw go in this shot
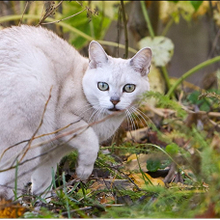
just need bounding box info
[76,164,94,181]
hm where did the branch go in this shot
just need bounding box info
[166,56,220,98]
[0,108,126,173]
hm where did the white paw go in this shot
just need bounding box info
[76,164,94,181]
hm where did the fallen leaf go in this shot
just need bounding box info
[0,199,26,218]
[126,128,148,143]
[125,154,150,172]
[195,203,216,218]
[129,173,165,189]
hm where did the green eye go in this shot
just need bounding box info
[97,82,109,91]
[123,84,136,93]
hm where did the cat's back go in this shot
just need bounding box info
[0,25,79,74]
[0,25,88,145]
[0,25,87,93]
[0,25,61,102]
[0,25,69,54]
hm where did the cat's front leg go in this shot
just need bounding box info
[67,127,100,181]
[58,112,100,181]
[31,126,99,198]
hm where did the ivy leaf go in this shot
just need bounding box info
[138,36,174,67]
[147,159,161,172]
[190,1,203,11]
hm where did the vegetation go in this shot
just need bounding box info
[0,0,220,218]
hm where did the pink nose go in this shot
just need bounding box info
[110,98,120,105]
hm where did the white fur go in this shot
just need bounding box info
[0,25,152,199]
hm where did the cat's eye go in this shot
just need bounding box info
[97,82,109,91]
[123,84,136,93]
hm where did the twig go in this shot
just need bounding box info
[18,1,29,26]
[30,109,126,150]
[62,206,92,215]
[1,87,53,170]
[19,86,53,163]
[37,1,64,26]
[41,8,87,25]
[0,108,126,173]
[120,0,128,58]
[208,28,220,59]
[0,119,81,163]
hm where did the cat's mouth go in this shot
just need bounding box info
[108,107,120,112]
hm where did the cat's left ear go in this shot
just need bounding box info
[130,47,152,76]
[89,40,108,69]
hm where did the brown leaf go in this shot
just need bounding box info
[148,130,168,147]
[195,203,216,218]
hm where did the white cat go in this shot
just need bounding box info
[0,25,152,200]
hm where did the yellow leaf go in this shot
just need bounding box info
[127,154,139,161]
[129,173,165,189]
[125,154,150,173]
[0,199,26,218]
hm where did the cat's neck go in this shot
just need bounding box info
[91,112,126,143]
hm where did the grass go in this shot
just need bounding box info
[1,91,218,218]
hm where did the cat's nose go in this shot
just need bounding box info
[110,97,120,105]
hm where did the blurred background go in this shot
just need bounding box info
[0,1,220,94]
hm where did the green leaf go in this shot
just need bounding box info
[187,91,211,112]
[165,144,179,156]
[138,36,174,67]
[187,91,200,104]
[190,1,203,11]
[62,1,112,49]
[147,159,161,172]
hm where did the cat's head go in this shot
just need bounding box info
[82,40,152,115]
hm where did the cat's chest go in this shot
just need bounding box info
[92,115,125,143]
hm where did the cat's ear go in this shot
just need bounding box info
[89,41,108,69]
[130,47,152,76]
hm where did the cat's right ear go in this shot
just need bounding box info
[89,41,108,69]
[130,47,152,76]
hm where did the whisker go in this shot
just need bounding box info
[88,108,100,123]
[126,109,136,131]
[130,106,150,128]
[125,109,139,142]
[75,103,94,117]
[96,107,106,121]
[129,107,145,128]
